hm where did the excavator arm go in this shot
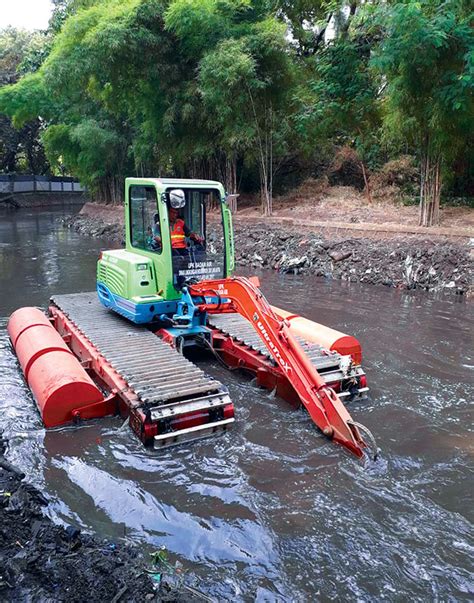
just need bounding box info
[190,276,367,458]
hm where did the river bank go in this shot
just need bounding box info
[63,203,473,296]
[0,434,160,601]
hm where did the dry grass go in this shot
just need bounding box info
[81,183,473,234]
[237,179,474,230]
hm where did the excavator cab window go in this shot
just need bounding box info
[129,185,162,253]
[167,188,225,288]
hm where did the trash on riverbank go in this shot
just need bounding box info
[61,213,473,296]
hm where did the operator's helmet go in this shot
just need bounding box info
[169,189,186,209]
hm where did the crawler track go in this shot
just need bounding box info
[208,313,367,399]
[51,293,233,445]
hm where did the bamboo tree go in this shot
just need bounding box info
[165,0,294,215]
[370,0,473,226]
[294,34,380,203]
[0,0,471,215]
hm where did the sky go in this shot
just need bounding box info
[0,0,53,31]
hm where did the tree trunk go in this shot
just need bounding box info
[94,175,124,205]
[419,150,441,227]
[258,128,272,217]
[224,154,237,195]
[360,160,372,204]
[258,107,273,217]
[246,87,273,216]
[259,164,271,217]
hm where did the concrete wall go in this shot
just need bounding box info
[0,175,85,194]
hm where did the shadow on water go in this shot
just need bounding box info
[0,207,473,600]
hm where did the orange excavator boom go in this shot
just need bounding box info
[190,276,367,458]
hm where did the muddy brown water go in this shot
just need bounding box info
[0,207,473,601]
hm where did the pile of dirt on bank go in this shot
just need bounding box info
[0,435,191,602]
[61,213,473,295]
[234,223,472,294]
[62,213,125,245]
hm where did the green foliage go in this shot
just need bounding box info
[0,28,33,82]
[275,0,335,56]
[295,34,380,166]
[0,73,50,127]
[165,0,292,133]
[165,0,244,54]
[0,28,52,174]
[165,0,294,210]
[0,1,148,192]
[0,28,52,83]
[0,0,472,209]
[371,0,473,162]
[368,0,473,222]
[43,120,127,180]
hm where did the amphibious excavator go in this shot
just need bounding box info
[8,178,373,458]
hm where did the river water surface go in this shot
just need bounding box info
[0,207,473,601]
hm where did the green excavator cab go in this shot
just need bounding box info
[97,177,234,323]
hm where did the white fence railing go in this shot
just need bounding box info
[0,175,85,194]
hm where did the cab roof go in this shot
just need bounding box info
[125,177,224,189]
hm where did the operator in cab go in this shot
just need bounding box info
[149,189,204,253]
[168,206,203,252]
[150,207,203,252]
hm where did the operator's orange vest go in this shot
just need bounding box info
[170,219,186,249]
